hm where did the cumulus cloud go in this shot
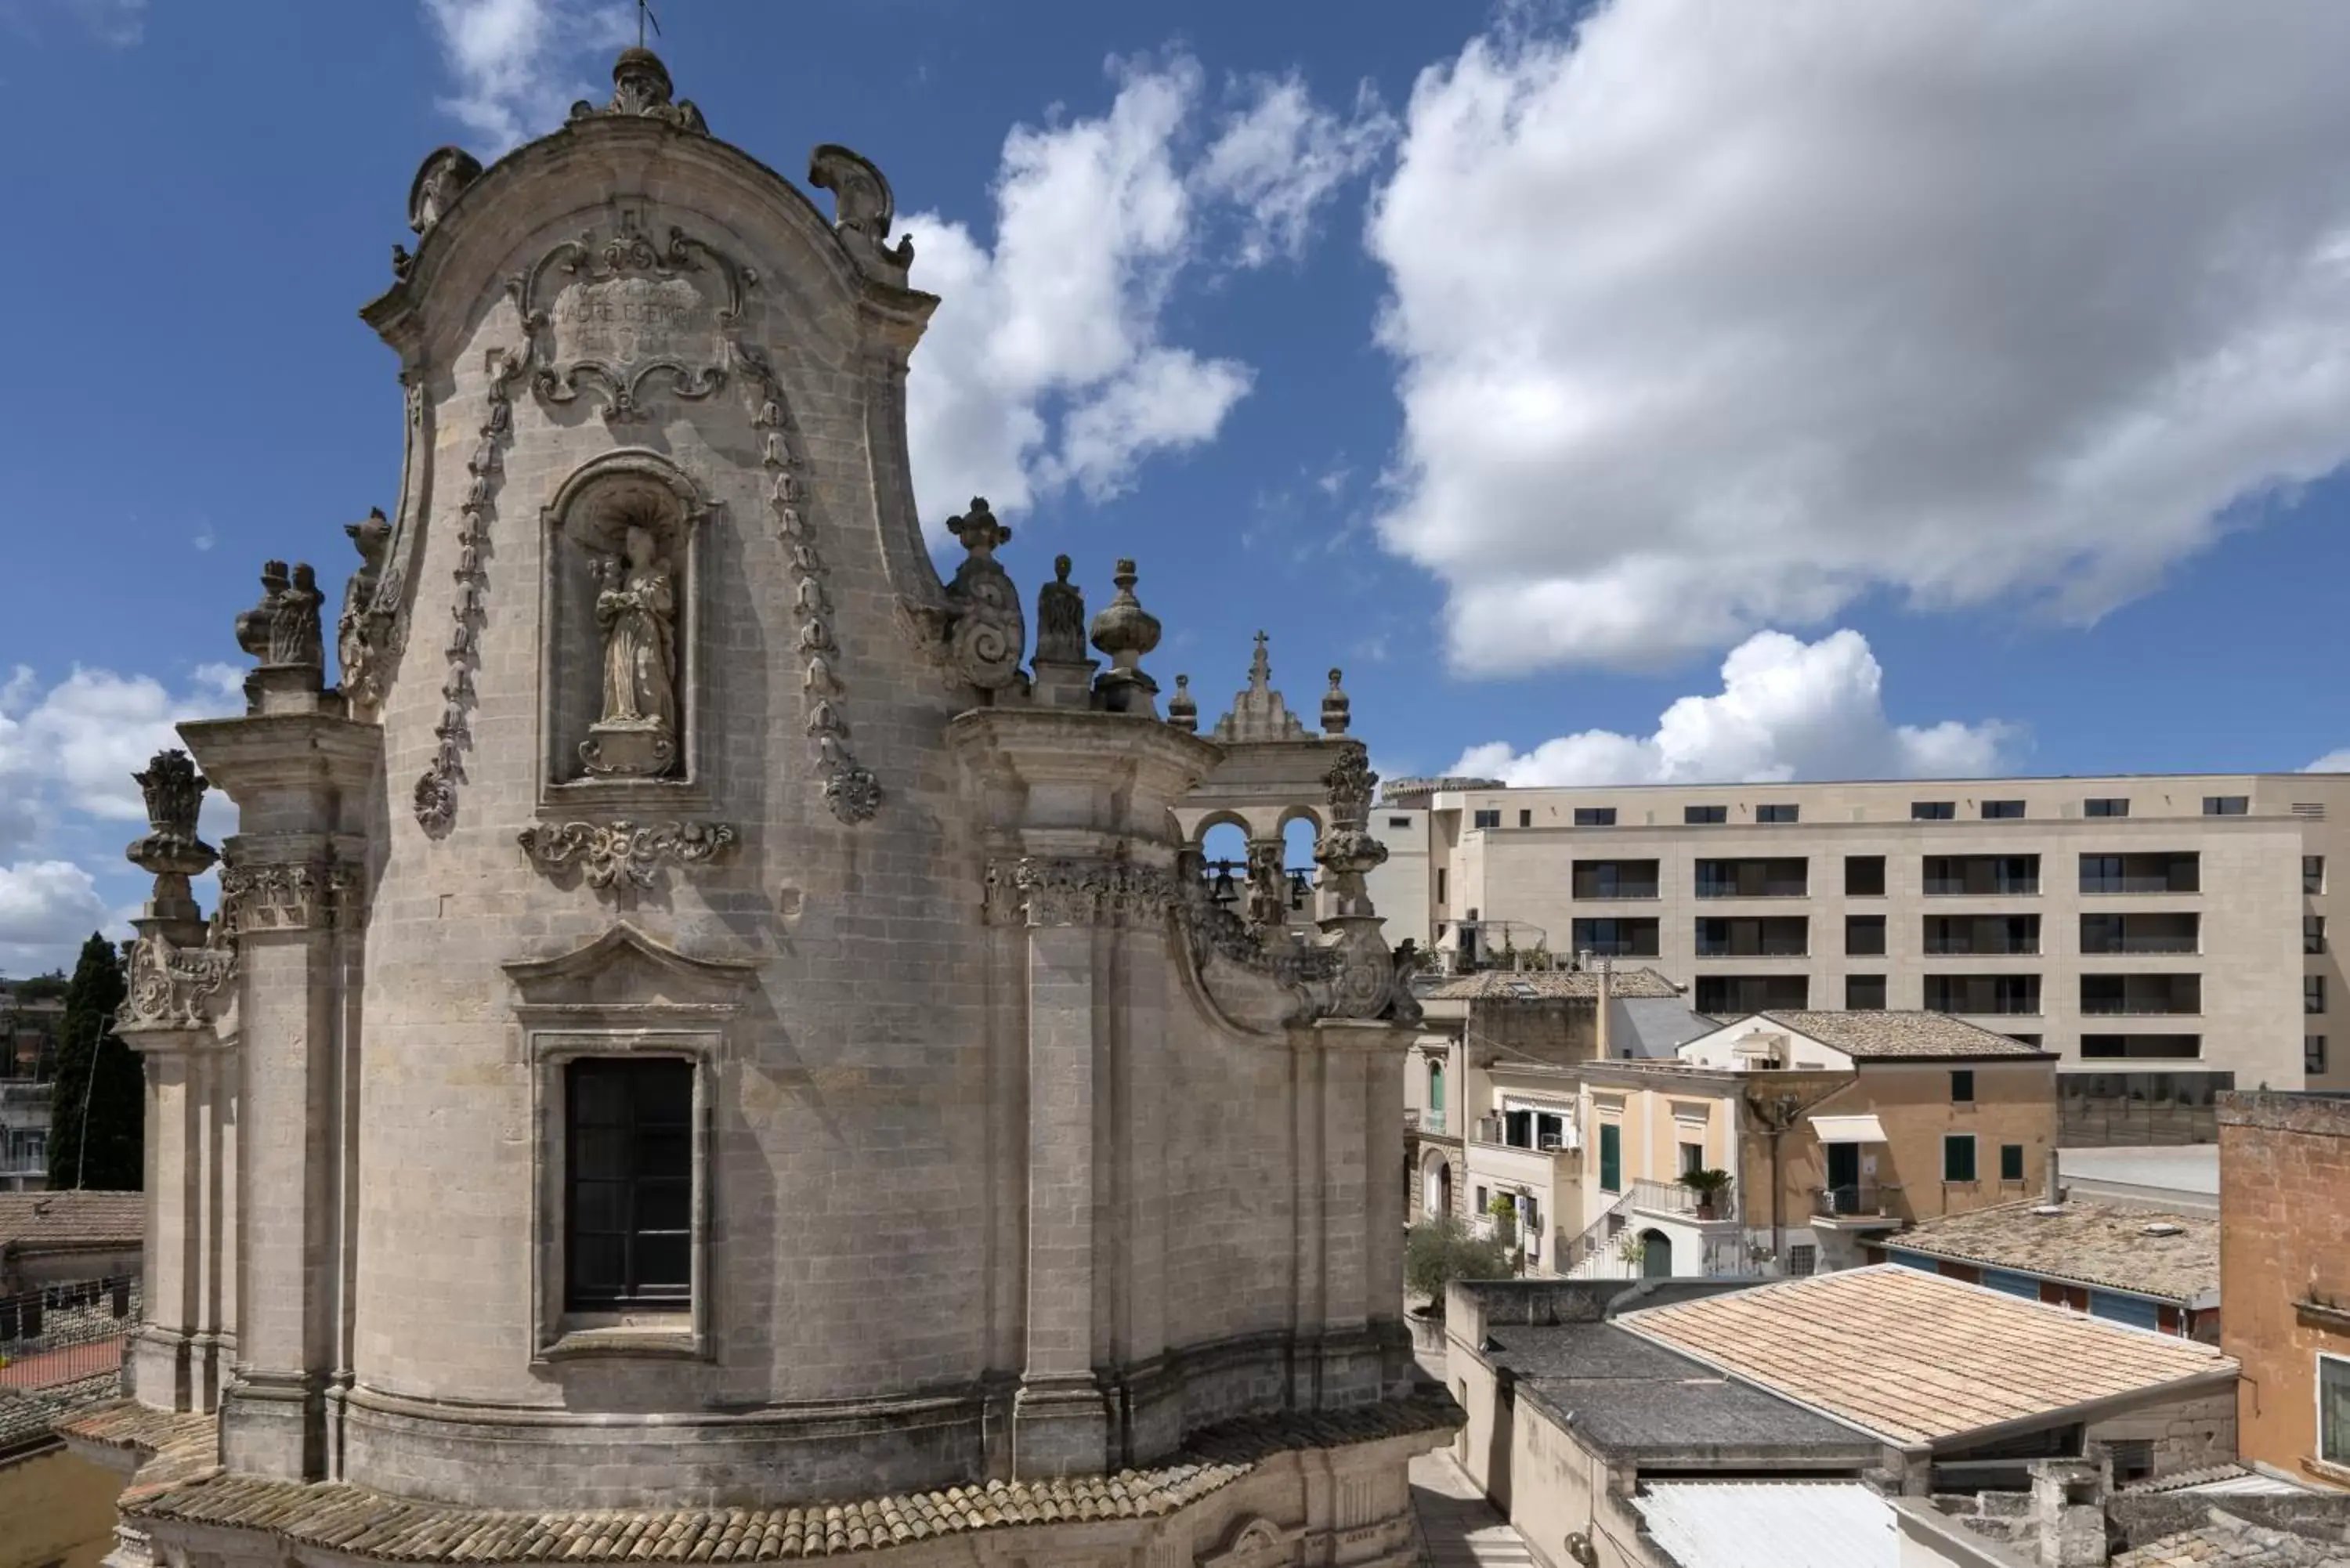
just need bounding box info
[2308,750,2350,774]
[902,55,1388,522]
[0,862,110,956]
[421,0,631,152]
[1196,74,1396,268]
[1369,2,2350,673]
[1452,628,2015,786]
[70,0,145,46]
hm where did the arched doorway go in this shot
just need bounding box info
[1421,1151,1453,1220]
[1640,1228,1672,1277]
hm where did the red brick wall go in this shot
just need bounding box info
[2220,1092,2350,1484]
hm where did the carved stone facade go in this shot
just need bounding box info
[73,45,1447,1568]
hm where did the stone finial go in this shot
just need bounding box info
[942,497,1025,694]
[1321,668,1350,735]
[1168,674,1198,733]
[1088,559,1162,715]
[809,144,915,271]
[126,749,218,929]
[233,560,290,664]
[1034,555,1090,666]
[570,45,707,132]
[407,146,483,236]
[1211,630,1309,742]
[233,558,327,713]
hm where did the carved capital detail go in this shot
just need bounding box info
[983,857,1180,930]
[218,862,362,936]
[518,820,738,891]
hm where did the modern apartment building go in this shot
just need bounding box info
[1381,772,2349,1132]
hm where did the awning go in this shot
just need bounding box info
[1810,1114,1888,1144]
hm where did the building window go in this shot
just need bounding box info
[1846,974,1886,1010]
[2308,1035,2328,1075]
[2202,795,2248,816]
[1911,800,1954,820]
[1573,917,1660,958]
[2084,797,2129,818]
[1598,1123,1622,1194]
[1784,1244,1817,1277]
[1757,804,1799,824]
[1436,868,1447,905]
[1981,800,2025,820]
[2080,851,2198,894]
[1846,914,1886,956]
[1473,808,1502,829]
[1950,1069,1975,1104]
[566,1057,692,1313]
[1694,975,1810,1013]
[1519,808,1534,828]
[2310,916,2328,956]
[1537,1111,1567,1151]
[1943,1134,1977,1183]
[1678,1140,1704,1176]
[2321,1355,2350,1467]
[2081,1034,2203,1060]
[2310,975,2328,1016]
[1923,974,2041,1015]
[1504,1108,1534,1148]
[1388,815,1412,829]
[1428,1061,1444,1121]
[1574,859,1661,899]
[1573,807,1615,827]
[1999,1143,2024,1182]
[1694,858,1807,898]
[1924,854,2041,896]
[1846,855,1885,897]
[2308,855,2328,895]
[1685,804,1726,825]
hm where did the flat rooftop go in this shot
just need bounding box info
[1479,1320,1881,1461]
[2057,1145,2218,1211]
[1634,1481,1893,1568]
[1618,1266,2236,1448]
[1880,1199,2218,1306]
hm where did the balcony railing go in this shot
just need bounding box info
[2079,936,2199,956]
[1923,879,2039,897]
[1406,1108,1446,1136]
[1813,1183,1900,1219]
[1629,1176,1737,1223]
[2081,876,2198,895]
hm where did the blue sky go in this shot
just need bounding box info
[0,0,2345,971]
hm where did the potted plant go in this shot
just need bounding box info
[1679,1167,1734,1220]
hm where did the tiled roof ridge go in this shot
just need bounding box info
[118,1393,1462,1563]
[1751,1009,2049,1058]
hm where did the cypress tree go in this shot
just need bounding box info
[48,933,140,1190]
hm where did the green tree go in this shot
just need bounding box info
[49,934,139,1190]
[1405,1215,1515,1310]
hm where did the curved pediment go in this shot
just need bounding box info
[503,922,757,1014]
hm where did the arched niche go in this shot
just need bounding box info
[539,450,714,811]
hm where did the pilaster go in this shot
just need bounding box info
[182,709,379,1482]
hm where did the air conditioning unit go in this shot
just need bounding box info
[1538,1135,1564,1152]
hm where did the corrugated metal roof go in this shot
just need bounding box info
[1634,1481,1893,1568]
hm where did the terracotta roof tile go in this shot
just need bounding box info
[1751,1010,2049,1060]
[121,1393,1459,1563]
[0,1190,143,1252]
[1617,1266,2232,1447]
[1425,968,1682,1002]
[1883,1201,2217,1306]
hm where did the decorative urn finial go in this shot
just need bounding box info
[1087,559,1162,714]
[1168,674,1198,733]
[1321,668,1351,735]
[570,45,707,131]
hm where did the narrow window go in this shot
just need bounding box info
[1943,1134,1977,1183]
[2309,916,2328,956]
[2309,975,2328,1016]
[1519,808,1534,828]
[1678,1140,1704,1176]
[1598,1122,1622,1193]
[1950,1069,1975,1104]
[1436,868,1447,905]
[1999,1143,2024,1182]
[2308,856,2328,895]
[2310,1036,2330,1076]
[566,1057,692,1312]
[2321,1355,2350,1466]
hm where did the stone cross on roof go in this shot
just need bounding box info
[1212,630,1310,742]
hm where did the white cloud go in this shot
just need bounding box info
[1452,628,2015,786]
[2308,750,2350,774]
[902,55,1386,523]
[1196,74,1395,269]
[192,526,215,553]
[421,0,631,153]
[0,861,109,957]
[74,0,143,45]
[1369,2,2350,673]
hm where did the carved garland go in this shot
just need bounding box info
[414,349,520,835]
[983,857,1180,929]
[517,820,738,891]
[737,342,882,823]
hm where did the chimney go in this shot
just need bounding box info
[2029,1453,2110,1567]
[2044,1152,2063,1207]
[1595,956,1611,1060]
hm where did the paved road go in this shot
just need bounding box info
[1412,1451,1541,1568]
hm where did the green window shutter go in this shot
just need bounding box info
[1600,1123,1622,1192]
[1943,1135,1976,1183]
[1999,1143,2024,1182]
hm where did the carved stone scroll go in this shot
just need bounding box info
[414,346,519,835]
[218,862,362,936]
[118,928,237,1033]
[517,820,738,891]
[941,497,1025,693]
[510,221,754,424]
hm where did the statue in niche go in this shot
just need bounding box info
[580,522,679,779]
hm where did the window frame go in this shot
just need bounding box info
[2319,1352,2350,1468]
[1598,1122,1622,1194]
[530,1031,718,1364]
[1756,803,1799,824]
[565,1057,695,1313]
[1684,804,1727,825]
[1911,800,1954,821]
[1950,1069,1975,1104]
[2308,855,2327,895]
[2084,797,2129,818]
[1943,1133,1978,1183]
[2202,795,2248,816]
[1473,808,1502,830]
[1980,800,2025,820]
[1572,806,1616,827]
[2310,975,2328,1017]
[1845,855,1886,897]
[1999,1143,2025,1182]
[1846,974,1887,1011]
[2307,1035,2328,1076]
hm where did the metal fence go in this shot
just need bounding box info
[0,1274,138,1390]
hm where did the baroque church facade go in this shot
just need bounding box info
[65,45,1450,1568]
